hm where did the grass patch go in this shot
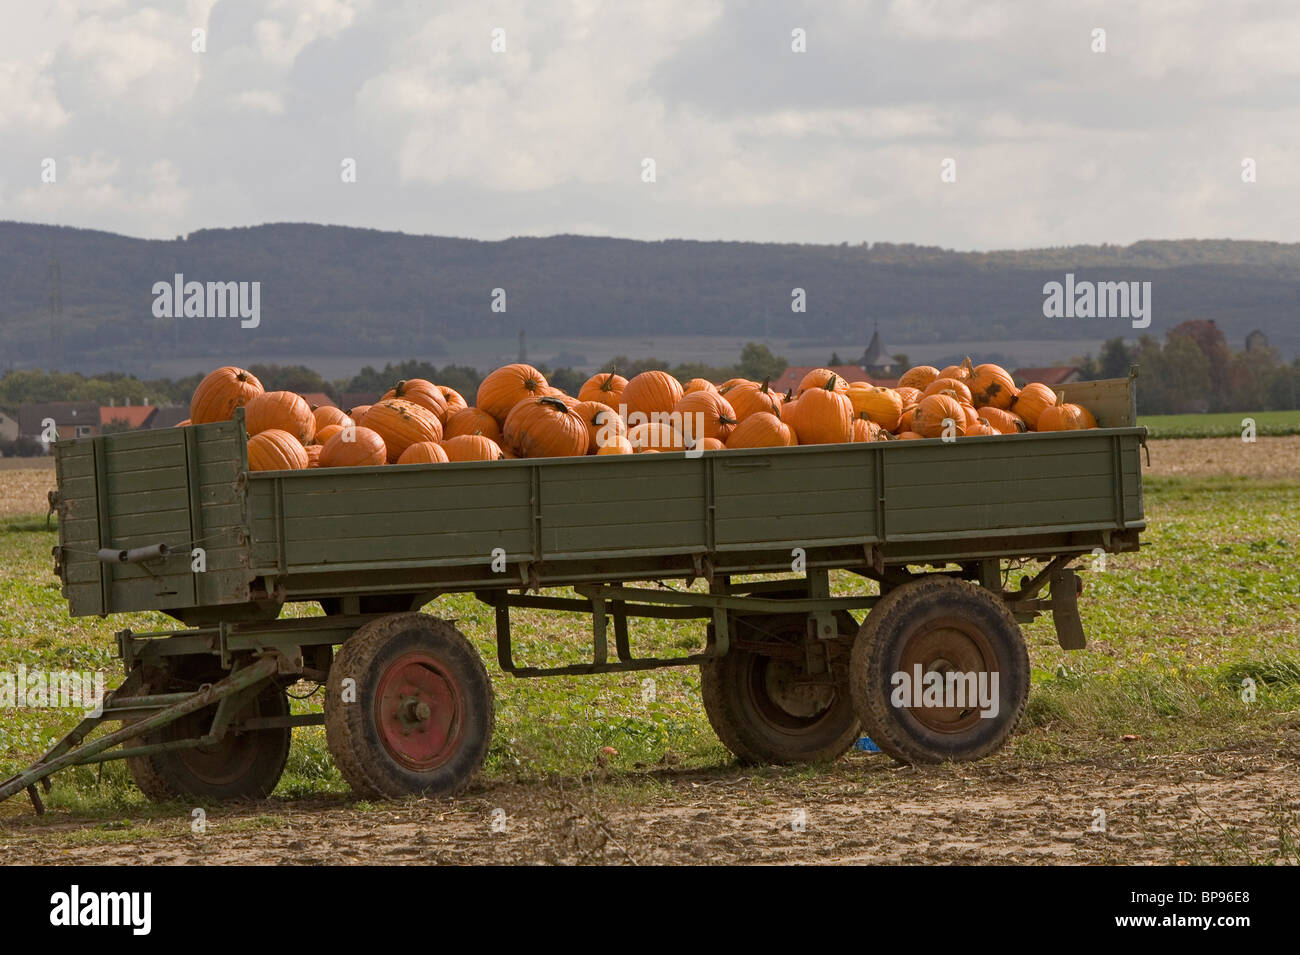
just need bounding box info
[1,471,1298,814]
[1139,409,1300,439]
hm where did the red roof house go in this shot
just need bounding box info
[1011,367,1080,387]
[99,405,157,430]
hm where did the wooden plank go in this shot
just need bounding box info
[280,507,532,540]
[103,444,187,473]
[886,497,1118,535]
[886,474,1116,510]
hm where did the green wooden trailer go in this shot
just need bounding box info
[1,374,1146,812]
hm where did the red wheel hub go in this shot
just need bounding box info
[374,651,464,771]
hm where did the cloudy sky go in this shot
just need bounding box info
[1,0,1297,249]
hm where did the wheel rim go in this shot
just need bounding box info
[158,687,277,787]
[171,719,262,785]
[374,651,465,771]
[747,655,837,730]
[897,615,998,734]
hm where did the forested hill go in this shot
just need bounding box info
[2,220,1298,370]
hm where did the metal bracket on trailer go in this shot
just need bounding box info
[0,652,292,815]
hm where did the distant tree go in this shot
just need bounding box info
[249,364,332,397]
[434,365,482,398]
[1067,353,1102,380]
[540,366,585,395]
[602,355,673,378]
[1161,335,1213,413]
[828,351,843,366]
[737,342,787,382]
[1098,338,1135,379]
[892,353,910,370]
[1166,320,1232,410]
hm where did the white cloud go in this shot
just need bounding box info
[231,89,286,114]
[0,57,68,130]
[0,0,1298,247]
[254,0,363,68]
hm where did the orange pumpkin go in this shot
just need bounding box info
[574,400,628,453]
[797,368,851,396]
[672,391,737,444]
[922,378,974,406]
[622,371,683,423]
[626,421,687,452]
[895,386,922,406]
[961,404,980,430]
[503,396,588,458]
[912,394,966,439]
[312,405,352,431]
[247,429,308,471]
[441,434,505,461]
[1012,383,1058,430]
[965,418,998,437]
[175,419,191,427]
[938,357,976,381]
[694,437,727,451]
[717,378,752,393]
[726,380,783,422]
[349,404,371,421]
[190,366,265,424]
[897,431,923,440]
[849,386,903,431]
[305,445,322,468]
[897,365,940,391]
[596,436,635,455]
[852,418,886,442]
[439,386,469,416]
[397,441,450,465]
[383,379,448,421]
[898,404,918,433]
[444,407,503,443]
[578,372,628,409]
[477,364,549,423]
[968,363,1018,410]
[359,399,443,462]
[314,424,345,446]
[245,391,315,444]
[977,406,1027,434]
[788,376,854,445]
[319,427,387,467]
[1036,393,1097,431]
[724,412,796,449]
[681,378,718,396]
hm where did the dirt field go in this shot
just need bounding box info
[1143,434,1300,480]
[3,743,1295,864]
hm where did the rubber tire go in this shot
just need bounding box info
[126,680,291,802]
[325,613,494,800]
[849,577,1029,764]
[701,612,860,765]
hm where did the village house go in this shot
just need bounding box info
[1010,366,1080,387]
[17,402,101,445]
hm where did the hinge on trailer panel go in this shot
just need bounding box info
[864,543,885,577]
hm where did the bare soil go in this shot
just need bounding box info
[1142,434,1300,480]
[3,744,1296,865]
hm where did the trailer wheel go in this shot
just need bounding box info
[849,577,1029,764]
[126,680,291,802]
[325,613,494,800]
[701,612,859,765]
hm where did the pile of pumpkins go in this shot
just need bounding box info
[181,359,1098,472]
